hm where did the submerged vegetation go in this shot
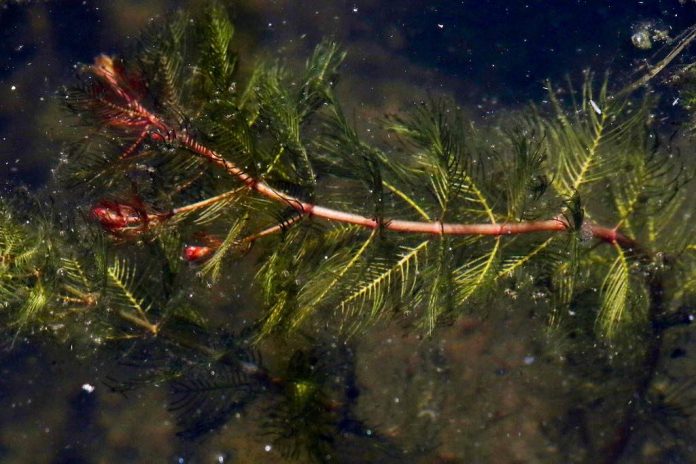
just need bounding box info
[3,3,696,462]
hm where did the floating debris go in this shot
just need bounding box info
[631,20,671,50]
[589,99,602,115]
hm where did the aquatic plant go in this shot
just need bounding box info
[2,4,696,462]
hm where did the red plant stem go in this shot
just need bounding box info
[173,131,640,249]
[166,120,639,248]
[92,57,641,251]
[243,214,304,242]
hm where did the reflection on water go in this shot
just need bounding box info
[1,1,696,463]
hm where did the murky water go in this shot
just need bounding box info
[1,1,696,463]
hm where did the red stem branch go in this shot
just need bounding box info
[90,55,643,252]
[174,131,640,249]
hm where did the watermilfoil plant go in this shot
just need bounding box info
[2,4,696,463]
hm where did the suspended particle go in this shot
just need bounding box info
[81,383,95,393]
[589,99,602,115]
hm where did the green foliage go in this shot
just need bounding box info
[502,130,549,220]
[199,3,237,95]
[385,102,496,222]
[597,244,637,337]
[0,209,50,327]
[4,5,696,461]
[30,5,693,343]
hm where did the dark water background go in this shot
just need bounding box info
[1,1,696,463]
[3,0,696,186]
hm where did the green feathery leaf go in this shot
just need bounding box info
[200,215,248,282]
[535,78,644,201]
[298,41,345,118]
[105,257,153,328]
[339,240,430,330]
[199,3,237,94]
[387,102,496,222]
[454,237,501,305]
[597,244,631,338]
[292,229,377,330]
